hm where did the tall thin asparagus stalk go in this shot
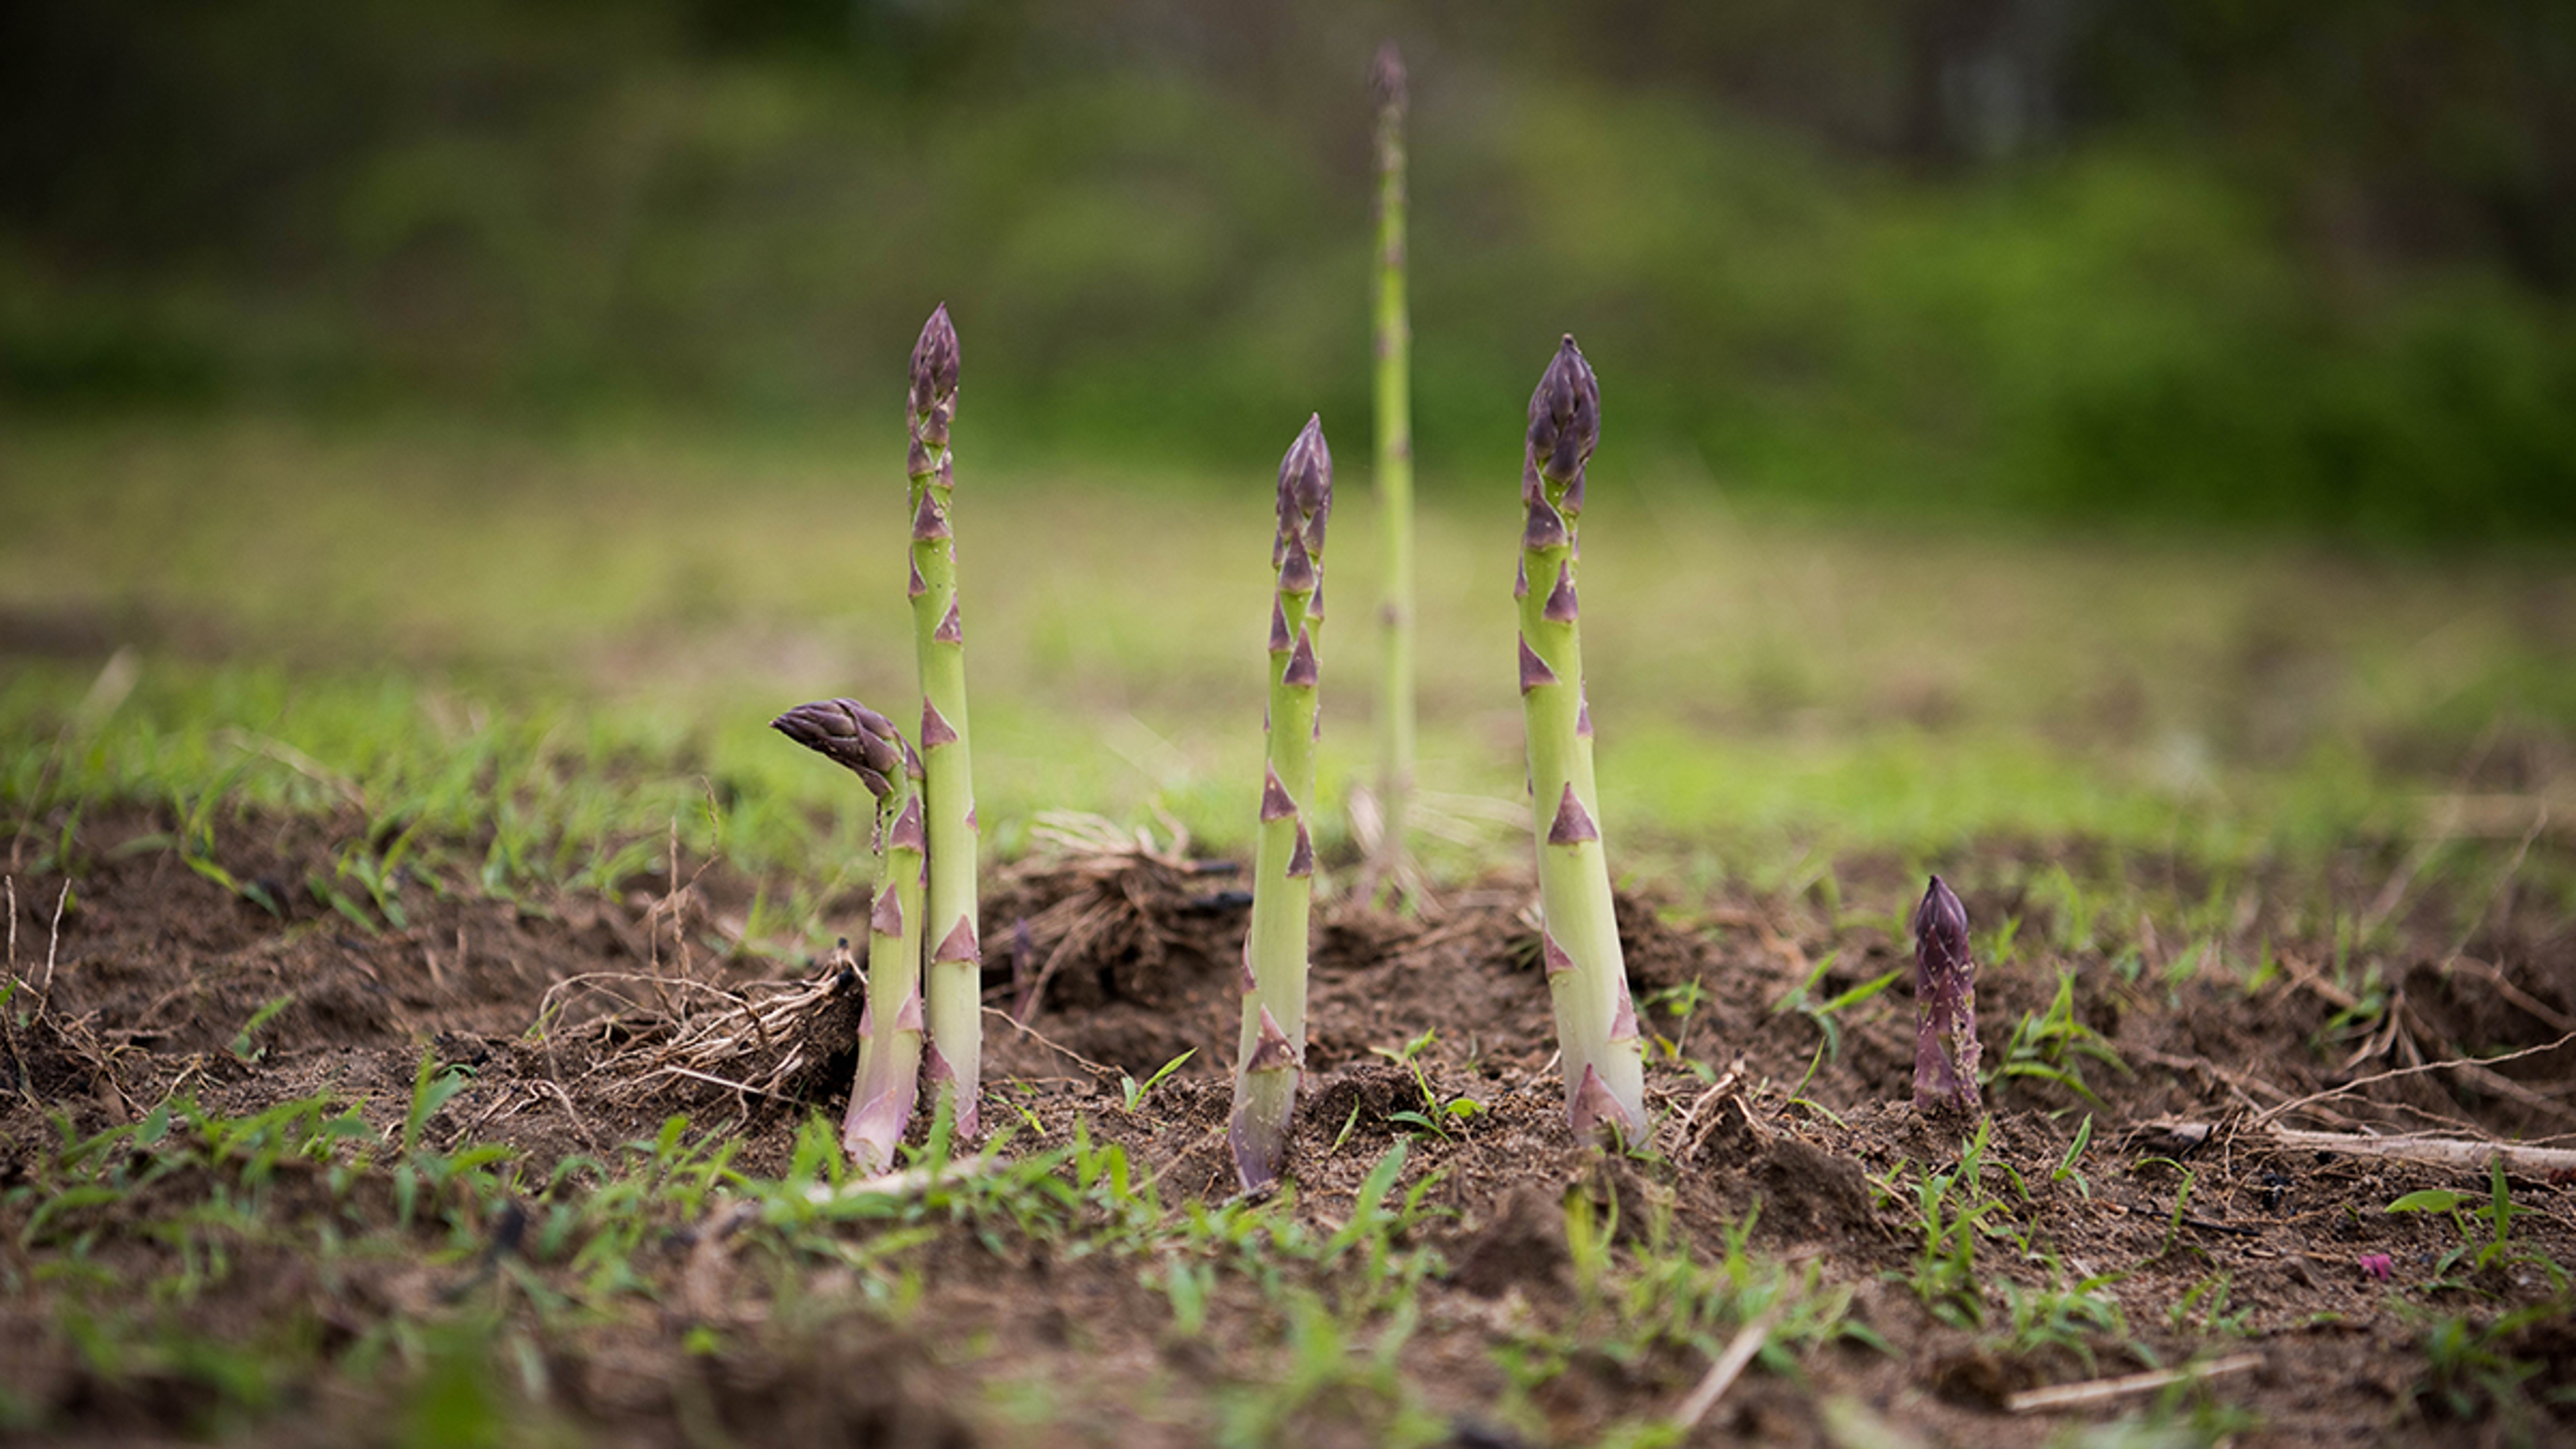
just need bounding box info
[1367,42,1417,898]
[771,699,928,1172]
[1231,415,1333,1193]
[1515,336,1648,1144]
[905,305,984,1137]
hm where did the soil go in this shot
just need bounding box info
[4,806,2574,1446]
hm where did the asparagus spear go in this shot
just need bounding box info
[772,698,928,1171]
[1911,875,1982,1114]
[1515,335,1648,1144]
[906,305,985,1138]
[1231,414,1333,1192]
[1367,42,1417,899]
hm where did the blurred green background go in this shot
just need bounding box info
[7,0,2575,539]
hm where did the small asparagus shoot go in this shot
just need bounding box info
[773,698,928,1172]
[906,304,985,1137]
[1515,335,1648,1145]
[1911,875,1982,1114]
[1366,41,1417,900]
[1230,414,1332,1192]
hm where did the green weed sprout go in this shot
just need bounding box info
[1366,41,1416,898]
[906,305,985,1137]
[773,698,927,1172]
[1911,875,1982,1115]
[1515,335,1647,1144]
[1231,415,1332,1193]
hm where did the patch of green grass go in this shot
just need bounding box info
[1990,973,2131,1109]
[9,419,2573,912]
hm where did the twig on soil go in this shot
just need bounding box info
[2005,1352,2262,1414]
[1672,1313,1774,1430]
[2442,957,2576,1034]
[2151,1118,2576,1173]
[981,1004,1118,1081]
[538,971,751,1036]
[2251,1028,2576,1130]
[539,1077,606,1153]
[1671,1058,1748,1161]
[2261,1127,2576,1173]
[653,1064,804,1104]
[2127,1045,2295,1114]
[42,879,67,999]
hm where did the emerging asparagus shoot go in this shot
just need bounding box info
[906,305,985,1138]
[1231,414,1333,1192]
[1515,335,1648,1145]
[1366,41,1417,900]
[1911,875,1982,1114]
[773,698,928,1172]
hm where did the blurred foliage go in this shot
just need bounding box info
[3,0,2573,539]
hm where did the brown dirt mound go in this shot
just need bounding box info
[4,806,2574,1446]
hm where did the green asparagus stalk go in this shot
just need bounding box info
[1515,335,1648,1144]
[771,698,928,1172]
[1231,414,1333,1192]
[905,304,985,1138]
[1367,42,1417,898]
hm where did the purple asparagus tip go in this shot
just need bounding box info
[1911,875,1983,1114]
[910,304,961,450]
[1373,42,1407,114]
[1274,415,1333,576]
[1525,335,1600,516]
[772,698,904,799]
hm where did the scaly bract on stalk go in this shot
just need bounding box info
[1515,335,1648,1144]
[1912,875,1982,1114]
[906,305,985,1137]
[1366,42,1417,900]
[772,698,928,1172]
[1231,414,1332,1192]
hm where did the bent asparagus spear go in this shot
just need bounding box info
[773,698,928,1171]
